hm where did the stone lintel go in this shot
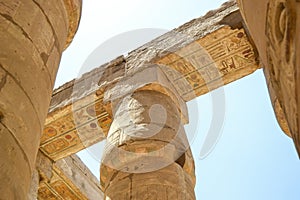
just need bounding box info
[36,151,103,200]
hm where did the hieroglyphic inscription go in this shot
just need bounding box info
[156,26,258,101]
[40,93,112,161]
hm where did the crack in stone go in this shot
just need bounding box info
[0,11,53,84]
[103,170,119,192]
[0,68,7,92]
[0,111,3,122]
[129,174,133,200]
[0,64,42,130]
[40,52,49,66]
[0,13,33,43]
[0,120,32,174]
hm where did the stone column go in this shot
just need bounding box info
[100,66,196,199]
[237,0,300,154]
[0,0,81,199]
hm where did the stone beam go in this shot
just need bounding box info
[41,62,115,161]
[40,1,259,161]
[155,25,258,101]
[32,151,103,200]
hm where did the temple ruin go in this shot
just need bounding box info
[0,0,299,199]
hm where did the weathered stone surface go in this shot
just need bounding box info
[0,0,81,198]
[62,0,82,49]
[102,163,195,200]
[238,0,300,155]
[104,64,189,123]
[155,26,258,101]
[40,92,111,161]
[36,151,103,200]
[28,169,39,200]
[0,122,31,200]
[102,90,189,172]
[55,154,104,200]
[125,1,240,76]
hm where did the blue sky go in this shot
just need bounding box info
[192,70,300,199]
[56,0,300,199]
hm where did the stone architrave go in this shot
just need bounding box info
[35,151,104,200]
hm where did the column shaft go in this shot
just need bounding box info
[0,0,81,198]
[100,90,195,200]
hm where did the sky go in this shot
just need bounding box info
[56,0,300,199]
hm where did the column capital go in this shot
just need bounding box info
[102,64,189,124]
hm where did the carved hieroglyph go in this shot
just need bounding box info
[40,93,112,161]
[156,26,258,101]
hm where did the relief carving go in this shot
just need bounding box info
[266,0,296,81]
[156,26,258,101]
[265,0,298,136]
